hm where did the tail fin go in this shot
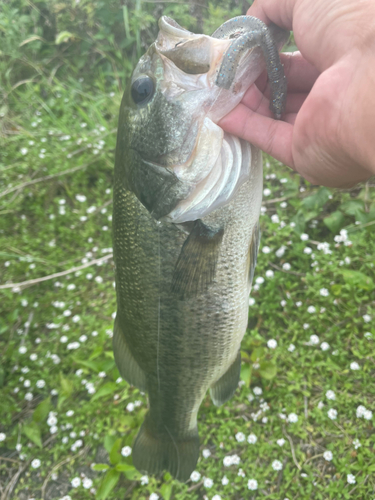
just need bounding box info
[132,413,200,482]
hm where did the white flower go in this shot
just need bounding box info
[24,392,33,401]
[212,495,222,500]
[267,339,277,349]
[247,479,258,490]
[364,332,372,339]
[262,246,271,254]
[66,410,74,417]
[247,433,257,444]
[190,470,201,482]
[62,436,68,444]
[231,454,240,465]
[326,390,336,400]
[50,425,58,434]
[248,297,256,306]
[235,432,246,443]
[121,446,132,457]
[82,477,93,489]
[288,413,298,423]
[36,380,45,388]
[255,276,265,285]
[21,147,29,155]
[71,477,81,488]
[275,246,286,258]
[253,386,262,396]
[19,346,27,354]
[0,433,6,442]
[265,270,274,278]
[126,402,135,412]
[327,409,337,420]
[300,233,309,241]
[353,438,361,449]
[67,342,80,350]
[296,301,302,307]
[223,456,233,467]
[364,410,373,420]
[323,450,333,461]
[288,344,295,352]
[263,188,271,196]
[319,288,329,297]
[356,405,366,418]
[203,477,213,488]
[309,335,320,345]
[150,494,159,500]
[277,438,285,446]
[347,474,356,485]
[238,468,245,477]
[271,214,280,224]
[24,380,31,387]
[140,475,149,485]
[303,247,312,255]
[221,475,229,485]
[72,315,80,323]
[31,459,41,468]
[272,460,283,471]
[363,314,371,323]
[95,276,103,284]
[67,284,76,291]
[79,335,87,343]
[282,263,291,271]
[75,194,87,202]
[320,342,330,351]
[307,306,316,314]
[202,448,211,458]
[350,362,360,370]
[30,353,38,361]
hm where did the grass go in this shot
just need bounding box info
[0,1,375,500]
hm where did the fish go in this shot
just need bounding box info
[112,15,288,481]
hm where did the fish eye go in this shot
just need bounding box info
[131,76,154,105]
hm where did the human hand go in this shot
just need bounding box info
[219,0,375,187]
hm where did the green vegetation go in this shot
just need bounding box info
[0,1,374,499]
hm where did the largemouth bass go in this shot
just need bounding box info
[113,16,288,481]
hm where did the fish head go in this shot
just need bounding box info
[117,16,288,222]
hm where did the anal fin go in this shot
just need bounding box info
[171,219,223,299]
[210,350,241,406]
[113,317,146,391]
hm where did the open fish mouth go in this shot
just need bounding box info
[151,16,287,224]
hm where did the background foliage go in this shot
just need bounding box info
[0,1,374,499]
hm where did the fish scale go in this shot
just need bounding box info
[113,15,288,481]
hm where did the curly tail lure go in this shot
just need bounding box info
[212,16,287,119]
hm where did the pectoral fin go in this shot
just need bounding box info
[171,219,223,299]
[210,350,241,406]
[113,317,146,391]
